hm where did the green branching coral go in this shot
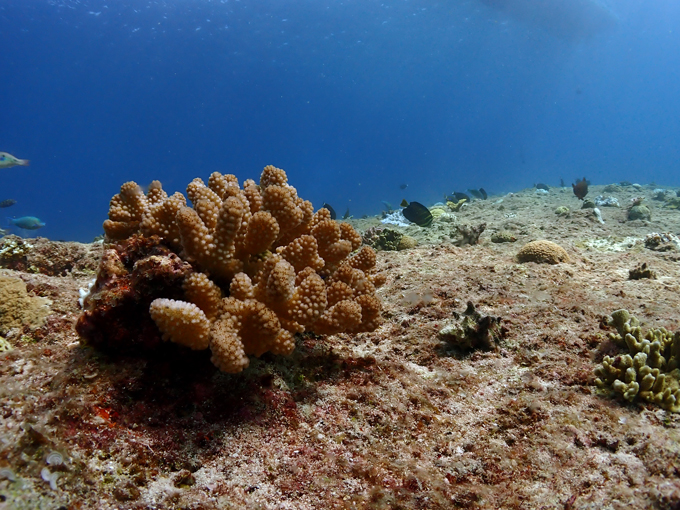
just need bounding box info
[594,309,680,412]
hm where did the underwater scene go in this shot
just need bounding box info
[1,0,680,508]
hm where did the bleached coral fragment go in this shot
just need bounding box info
[149,298,211,350]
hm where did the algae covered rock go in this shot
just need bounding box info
[397,235,418,250]
[554,206,570,217]
[490,231,517,243]
[363,226,404,251]
[628,204,651,221]
[0,275,51,334]
[516,240,569,264]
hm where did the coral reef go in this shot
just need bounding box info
[397,235,418,250]
[594,309,680,412]
[0,275,51,334]
[362,226,404,251]
[516,240,569,264]
[79,166,384,372]
[664,197,680,209]
[594,195,620,207]
[362,227,418,251]
[446,199,468,212]
[450,223,486,247]
[644,232,680,252]
[438,301,506,351]
[628,198,652,221]
[0,235,100,276]
[629,262,656,280]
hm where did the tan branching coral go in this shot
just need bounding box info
[92,165,385,373]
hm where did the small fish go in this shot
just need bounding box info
[572,177,589,200]
[399,183,408,190]
[402,201,433,227]
[342,208,351,220]
[321,203,336,220]
[446,192,470,202]
[534,183,550,191]
[0,152,29,170]
[9,216,45,230]
[0,199,17,208]
[381,201,394,212]
[479,188,488,200]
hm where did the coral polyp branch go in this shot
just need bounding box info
[78,165,385,372]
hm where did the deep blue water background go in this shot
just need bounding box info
[1,0,678,242]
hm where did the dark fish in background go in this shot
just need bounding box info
[401,200,433,228]
[534,183,550,190]
[342,208,351,220]
[399,183,408,190]
[572,177,589,200]
[560,178,566,187]
[468,188,488,200]
[382,200,394,212]
[9,216,45,230]
[447,192,470,202]
[321,203,336,220]
[0,199,17,208]
[468,189,483,200]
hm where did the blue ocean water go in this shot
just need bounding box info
[1,0,678,242]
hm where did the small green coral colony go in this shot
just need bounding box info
[595,310,680,412]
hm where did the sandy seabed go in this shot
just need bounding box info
[1,184,679,509]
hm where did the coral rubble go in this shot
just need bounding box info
[78,166,384,372]
[594,309,680,412]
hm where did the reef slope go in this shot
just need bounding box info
[1,184,680,509]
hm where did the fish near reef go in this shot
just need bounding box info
[9,216,45,230]
[447,192,470,202]
[534,183,550,191]
[402,201,433,227]
[321,203,336,220]
[572,177,589,200]
[0,199,17,208]
[0,152,29,170]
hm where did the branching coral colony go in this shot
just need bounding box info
[595,309,680,412]
[76,165,385,373]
